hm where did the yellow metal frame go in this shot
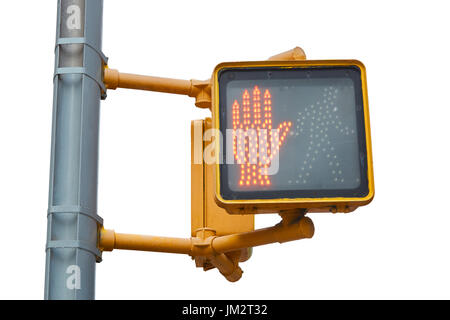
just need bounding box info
[212,60,374,214]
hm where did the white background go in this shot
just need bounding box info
[0,0,449,299]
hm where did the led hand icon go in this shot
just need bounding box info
[232,86,292,186]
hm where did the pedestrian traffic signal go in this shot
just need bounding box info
[213,60,374,214]
[98,48,374,287]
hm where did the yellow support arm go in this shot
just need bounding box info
[104,68,211,109]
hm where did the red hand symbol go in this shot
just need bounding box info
[232,86,292,186]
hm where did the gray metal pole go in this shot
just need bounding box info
[45,0,105,300]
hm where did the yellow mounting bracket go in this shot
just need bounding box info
[100,47,314,282]
[99,213,314,282]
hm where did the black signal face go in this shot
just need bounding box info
[217,65,370,201]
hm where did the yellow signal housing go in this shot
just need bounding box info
[212,60,374,215]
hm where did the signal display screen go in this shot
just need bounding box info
[218,66,369,200]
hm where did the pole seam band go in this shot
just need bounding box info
[48,205,103,225]
[54,67,106,93]
[46,240,102,260]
